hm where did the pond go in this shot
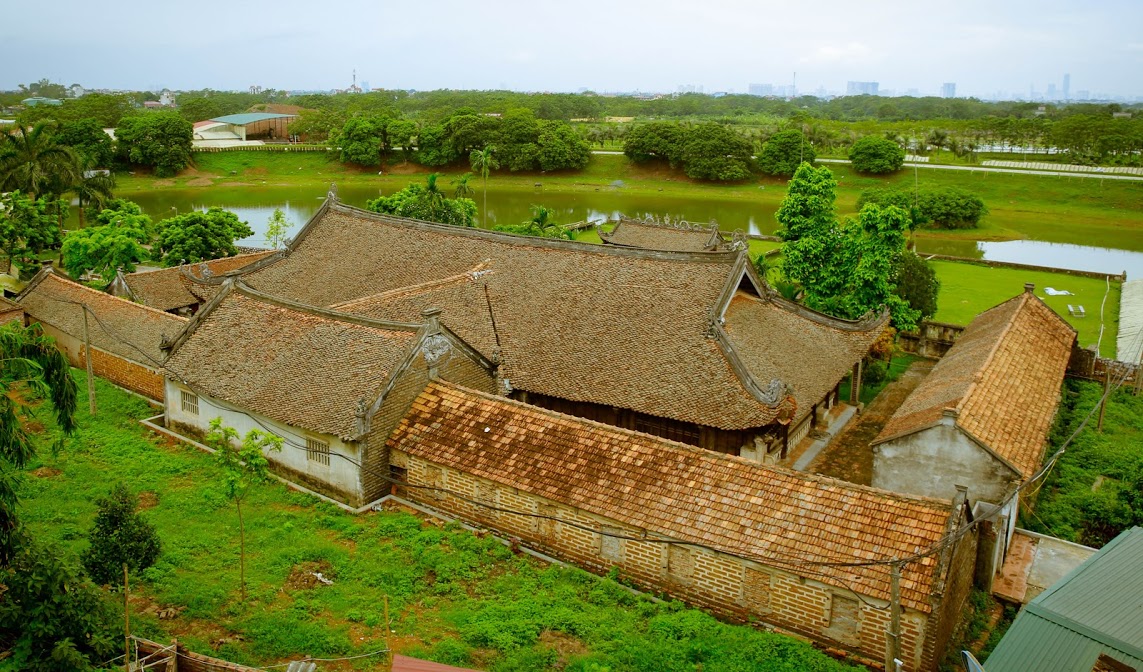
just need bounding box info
[117,185,1143,279]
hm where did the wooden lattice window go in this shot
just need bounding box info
[180,390,198,415]
[306,438,330,466]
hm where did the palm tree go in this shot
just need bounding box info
[423,173,445,207]
[452,172,475,199]
[525,205,570,239]
[0,122,80,200]
[470,147,499,227]
[72,166,116,227]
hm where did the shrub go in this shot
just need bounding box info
[757,130,815,177]
[862,360,888,386]
[849,136,905,174]
[84,483,162,585]
[894,252,940,320]
[919,187,988,229]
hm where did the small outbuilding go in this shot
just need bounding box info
[194,112,295,142]
[985,526,1143,672]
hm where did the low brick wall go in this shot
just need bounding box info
[898,321,966,359]
[83,344,166,401]
[134,636,259,672]
[924,255,1125,282]
[394,449,944,670]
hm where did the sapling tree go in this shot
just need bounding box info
[206,418,282,601]
[264,207,292,250]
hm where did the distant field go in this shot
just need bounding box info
[931,260,1120,357]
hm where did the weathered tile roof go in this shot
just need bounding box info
[117,251,276,311]
[163,283,421,439]
[17,269,187,366]
[241,203,885,431]
[600,219,727,252]
[390,382,954,612]
[723,291,886,423]
[874,289,1076,477]
[331,264,500,361]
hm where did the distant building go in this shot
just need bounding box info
[1063,73,1071,100]
[748,83,773,96]
[68,84,85,98]
[846,81,878,96]
[159,90,176,106]
[1047,83,1058,100]
[21,97,61,107]
[361,80,371,93]
[940,82,956,98]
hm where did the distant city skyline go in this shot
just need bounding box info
[2,0,1141,100]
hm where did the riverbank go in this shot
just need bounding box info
[113,152,1143,253]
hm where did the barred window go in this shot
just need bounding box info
[306,438,330,466]
[180,390,199,415]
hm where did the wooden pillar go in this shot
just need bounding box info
[848,360,863,406]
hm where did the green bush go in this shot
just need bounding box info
[848,136,905,174]
[858,186,987,229]
[757,130,814,177]
[83,483,162,585]
[863,360,888,386]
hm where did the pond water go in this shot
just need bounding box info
[116,185,1143,279]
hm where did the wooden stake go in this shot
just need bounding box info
[82,306,96,415]
[384,594,392,672]
[124,564,130,672]
[885,561,902,672]
[1098,368,1110,432]
[1133,350,1142,397]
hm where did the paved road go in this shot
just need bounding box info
[816,158,1143,182]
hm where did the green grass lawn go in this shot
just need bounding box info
[1022,380,1143,548]
[839,353,924,407]
[931,260,1120,357]
[115,153,1143,253]
[19,372,865,672]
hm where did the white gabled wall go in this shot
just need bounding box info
[164,379,363,503]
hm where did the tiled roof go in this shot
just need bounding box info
[163,283,420,439]
[119,252,276,311]
[874,290,1076,477]
[331,264,500,361]
[600,219,726,252]
[243,204,885,431]
[390,382,953,612]
[18,270,187,366]
[723,291,885,423]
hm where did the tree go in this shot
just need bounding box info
[0,537,117,671]
[894,251,940,321]
[115,112,193,177]
[493,204,573,240]
[452,172,475,199]
[0,323,78,562]
[623,122,686,165]
[334,116,384,166]
[0,122,80,199]
[679,123,755,181]
[82,483,162,585]
[777,164,919,330]
[536,121,591,171]
[206,418,282,601]
[55,119,114,168]
[366,176,478,228]
[0,191,61,276]
[265,207,292,249]
[60,201,151,282]
[70,167,115,227]
[470,147,499,227]
[757,129,815,178]
[848,136,905,174]
[153,207,254,266]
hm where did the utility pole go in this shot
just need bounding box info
[124,564,130,672]
[885,560,902,672]
[383,594,392,672]
[81,305,96,415]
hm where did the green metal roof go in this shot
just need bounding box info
[986,527,1143,672]
[209,112,295,125]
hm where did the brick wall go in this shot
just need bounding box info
[31,318,165,401]
[920,515,979,672]
[395,450,940,669]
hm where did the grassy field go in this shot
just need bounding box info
[115,152,1143,253]
[19,372,865,672]
[930,260,1120,357]
[1022,380,1143,548]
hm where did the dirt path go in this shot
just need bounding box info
[807,359,934,485]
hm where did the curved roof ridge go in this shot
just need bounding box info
[330,261,493,310]
[233,280,424,332]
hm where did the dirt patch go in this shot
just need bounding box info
[246,166,268,176]
[284,560,335,591]
[185,177,214,187]
[153,179,176,188]
[385,161,430,175]
[24,420,45,434]
[31,466,61,478]
[539,630,588,667]
[138,491,159,509]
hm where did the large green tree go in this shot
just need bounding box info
[894,251,940,321]
[848,136,905,174]
[115,112,193,177]
[536,121,591,171]
[680,123,755,181]
[55,119,114,168]
[0,191,61,276]
[334,116,385,166]
[757,129,815,177]
[153,207,254,266]
[60,201,152,282]
[623,121,686,165]
[0,122,80,199]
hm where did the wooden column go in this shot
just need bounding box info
[848,360,863,406]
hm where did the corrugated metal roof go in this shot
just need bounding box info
[987,527,1143,672]
[209,112,295,125]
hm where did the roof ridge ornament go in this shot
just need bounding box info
[757,378,793,406]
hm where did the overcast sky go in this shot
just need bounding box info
[3,0,1141,98]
